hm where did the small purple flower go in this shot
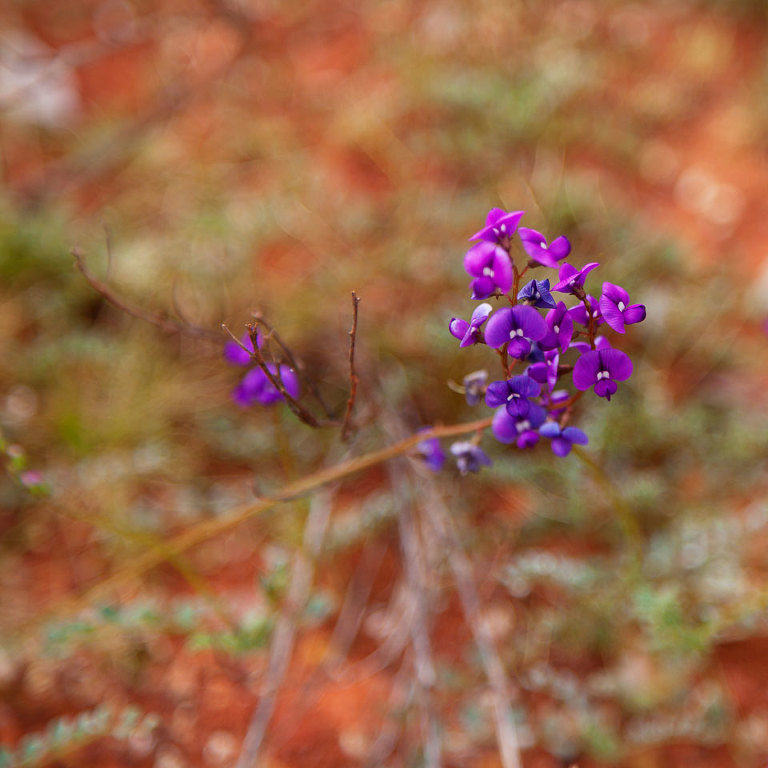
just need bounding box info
[492,404,546,449]
[464,242,514,299]
[224,332,261,366]
[539,301,574,352]
[552,262,600,294]
[518,227,571,269]
[573,347,633,401]
[517,278,556,309]
[233,364,300,408]
[470,208,525,244]
[598,282,647,334]
[415,430,446,472]
[484,305,547,358]
[485,375,541,417]
[568,295,603,328]
[539,422,589,457]
[527,348,559,393]
[542,388,570,416]
[450,441,492,474]
[449,303,493,347]
[463,369,488,406]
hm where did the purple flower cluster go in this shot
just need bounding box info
[439,207,646,472]
[224,333,299,408]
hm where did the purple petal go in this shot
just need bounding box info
[471,302,494,325]
[485,381,511,408]
[505,398,530,417]
[510,374,541,398]
[551,437,573,456]
[562,427,588,445]
[449,318,470,341]
[538,421,561,440]
[484,308,515,349]
[599,295,626,333]
[602,348,633,381]
[601,282,630,306]
[224,333,256,366]
[594,379,618,400]
[491,408,518,444]
[623,304,646,326]
[491,249,513,294]
[513,305,548,341]
[464,242,496,277]
[470,276,496,300]
[547,236,571,261]
[573,349,601,391]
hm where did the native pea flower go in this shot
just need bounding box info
[484,305,547,358]
[527,348,559,393]
[518,227,572,269]
[552,262,600,294]
[492,403,547,449]
[415,430,446,472]
[573,347,633,401]
[517,278,556,310]
[233,364,300,408]
[539,301,573,353]
[449,303,493,347]
[450,441,492,474]
[485,375,541,417]
[470,208,525,244]
[224,332,261,366]
[464,242,513,299]
[599,282,646,334]
[569,294,603,327]
[539,422,589,457]
[463,369,488,406]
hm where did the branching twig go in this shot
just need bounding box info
[341,291,361,442]
[72,247,221,342]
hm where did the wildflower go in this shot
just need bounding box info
[470,208,525,244]
[450,441,492,474]
[539,422,588,457]
[485,375,541,417]
[464,242,513,299]
[224,332,261,366]
[572,347,633,401]
[415,430,446,472]
[449,303,493,347]
[527,348,559,393]
[492,404,547,449]
[517,278,557,309]
[569,295,603,327]
[233,364,299,407]
[518,227,571,269]
[552,262,600,294]
[462,369,488,406]
[483,305,548,358]
[539,301,573,353]
[598,282,646,334]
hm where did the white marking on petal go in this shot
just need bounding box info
[483,267,494,277]
[618,301,626,312]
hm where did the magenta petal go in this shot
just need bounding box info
[513,305,547,341]
[599,296,626,333]
[573,349,601,390]
[601,282,630,305]
[594,379,618,400]
[548,236,571,261]
[492,407,518,444]
[464,242,495,276]
[602,348,633,381]
[449,318,470,341]
[624,304,646,325]
[484,308,514,348]
[551,437,572,457]
[492,250,513,293]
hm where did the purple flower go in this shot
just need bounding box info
[492,404,546,449]
[483,305,547,358]
[224,332,261,366]
[552,262,600,294]
[415,430,446,472]
[542,388,570,416]
[527,348,559,393]
[450,441,492,474]
[470,208,525,244]
[233,364,300,408]
[517,278,556,309]
[485,375,541,417]
[598,282,646,334]
[464,242,514,299]
[568,295,603,327]
[518,227,571,269]
[539,301,574,352]
[463,369,488,406]
[449,303,493,347]
[573,348,633,401]
[539,422,588,457]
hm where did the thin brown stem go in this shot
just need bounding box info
[341,291,361,442]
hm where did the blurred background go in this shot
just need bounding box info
[2,0,768,766]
